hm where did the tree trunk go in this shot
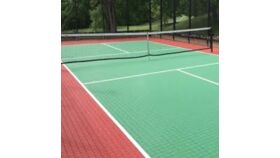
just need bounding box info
[101,0,117,32]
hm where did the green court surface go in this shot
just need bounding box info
[63,41,219,158]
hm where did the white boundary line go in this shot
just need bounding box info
[85,69,174,85]
[102,43,129,53]
[63,64,151,158]
[84,62,218,85]
[177,69,219,86]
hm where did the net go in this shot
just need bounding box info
[61,27,213,64]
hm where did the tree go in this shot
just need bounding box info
[101,0,117,32]
[61,0,219,33]
[61,0,91,31]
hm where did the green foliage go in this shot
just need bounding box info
[89,1,103,32]
[115,0,150,26]
[61,0,75,30]
[61,0,91,31]
[61,0,219,34]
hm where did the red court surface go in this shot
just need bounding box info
[62,65,144,158]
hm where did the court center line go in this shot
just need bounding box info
[63,64,151,158]
[84,62,218,85]
[177,69,219,86]
[102,43,130,53]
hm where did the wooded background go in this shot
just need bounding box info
[61,0,219,35]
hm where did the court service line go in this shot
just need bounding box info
[63,64,151,158]
[84,62,218,85]
[102,43,130,53]
[177,69,219,86]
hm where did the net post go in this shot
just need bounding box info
[210,29,213,53]
[146,32,150,55]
